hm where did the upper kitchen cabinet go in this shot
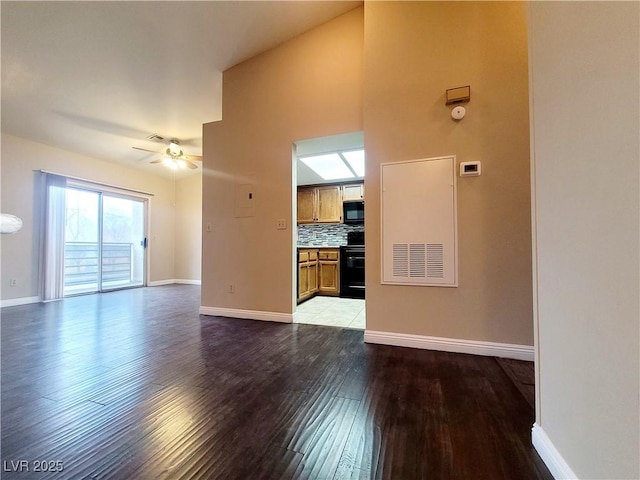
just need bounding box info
[342,182,364,201]
[297,188,316,223]
[317,186,342,222]
[297,185,342,224]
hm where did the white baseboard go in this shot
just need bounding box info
[148,279,176,286]
[1,296,40,308]
[174,279,201,285]
[148,279,201,287]
[532,423,578,479]
[364,330,534,361]
[199,306,293,324]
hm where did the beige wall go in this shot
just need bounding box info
[364,2,533,345]
[529,2,639,478]
[175,172,202,282]
[201,7,364,313]
[0,133,185,302]
[202,3,533,346]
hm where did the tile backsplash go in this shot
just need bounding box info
[297,223,364,247]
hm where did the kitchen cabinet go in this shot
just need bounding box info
[296,186,342,224]
[297,188,316,224]
[317,186,342,223]
[298,249,318,302]
[297,248,340,302]
[342,182,364,201]
[318,249,340,296]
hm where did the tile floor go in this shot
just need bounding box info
[295,296,366,329]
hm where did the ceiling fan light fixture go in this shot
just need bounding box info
[163,157,177,169]
[168,140,183,157]
[135,137,200,170]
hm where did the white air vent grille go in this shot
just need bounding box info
[393,244,409,277]
[426,244,444,278]
[409,243,426,277]
[392,243,435,279]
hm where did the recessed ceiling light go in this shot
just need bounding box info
[301,153,355,180]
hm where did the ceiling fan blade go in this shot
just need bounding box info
[149,159,163,164]
[185,160,198,169]
[185,155,203,162]
[133,146,159,154]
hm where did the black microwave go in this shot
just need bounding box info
[343,200,364,224]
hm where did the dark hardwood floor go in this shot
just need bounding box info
[1,285,552,479]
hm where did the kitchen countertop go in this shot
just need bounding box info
[297,245,344,249]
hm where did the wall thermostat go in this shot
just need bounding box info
[460,161,481,177]
[451,105,466,120]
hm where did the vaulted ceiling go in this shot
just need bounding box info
[1,1,360,178]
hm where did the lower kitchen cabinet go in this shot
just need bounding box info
[297,248,339,303]
[318,249,340,296]
[298,249,318,302]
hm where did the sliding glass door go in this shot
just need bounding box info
[64,188,100,294]
[101,195,145,290]
[64,187,147,296]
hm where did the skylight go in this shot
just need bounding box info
[301,153,354,180]
[300,149,365,181]
[342,150,365,177]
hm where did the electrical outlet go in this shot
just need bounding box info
[10,278,17,287]
[206,223,213,232]
[276,219,287,230]
[228,284,235,293]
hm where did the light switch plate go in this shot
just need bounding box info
[276,219,287,230]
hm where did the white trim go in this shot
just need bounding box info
[148,279,202,286]
[148,279,176,286]
[528,0,544,422]
[532,423,578,480]
[199,306,293,323]
[364,330,534,361]
[1,296,40,308]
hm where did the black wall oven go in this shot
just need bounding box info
[340,231,365,299]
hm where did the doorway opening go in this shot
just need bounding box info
[293,131,366,329]
[64,187,147,296]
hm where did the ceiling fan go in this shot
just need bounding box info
[133,139,202,170]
